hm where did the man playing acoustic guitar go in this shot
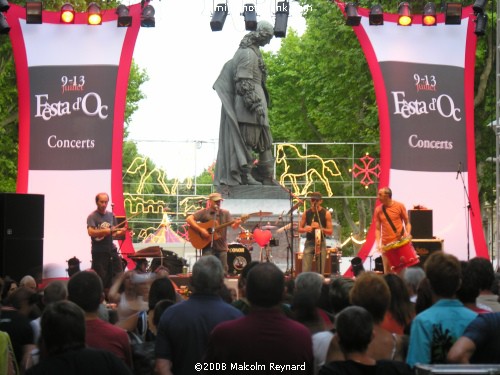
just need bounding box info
[187,193,241,274]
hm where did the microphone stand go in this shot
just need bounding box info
[457,167,473,260]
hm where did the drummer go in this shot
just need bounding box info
[374,187,412,274]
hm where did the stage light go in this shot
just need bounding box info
[474,12,487,36]
[116,4,132,27]
[26,1,42,24]
[60,3,74,24]
[87,2,102,25]
[210,3,227,31]
[242,3,257,31]
[0,13,9,34]
[369,4,383,25]
[422,2,436,26]
[345,2,361,26]
[0,0,9,12]
[274,1,289,37]
[472,0,487,14]
[445,2,462,25]
[397,2,412,26]
[141,4,155,27]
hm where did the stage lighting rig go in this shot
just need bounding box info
[26,1,42,24]
[345,2,361,26]
[397,2,412,26]
[210,2,228,31]
[369,4,383,26]
[422,2,436,26]
[274,1,289,37]
[116,4,132,27]
[242,3,257,31]
[60,3,74,24]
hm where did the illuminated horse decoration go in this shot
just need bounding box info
[125,156,180,195]
[276,144,342,197]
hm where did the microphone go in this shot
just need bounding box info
[275,211,284,225]
[456,162,461,180]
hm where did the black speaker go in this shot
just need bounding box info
[1,238,43,282]
[409,209,433,239]
[412,239,443,267]
[0,193,44,281]
[0,193,44,239]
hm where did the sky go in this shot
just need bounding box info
[128,0,307,180]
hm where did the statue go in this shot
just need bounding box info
[213,21,275,186]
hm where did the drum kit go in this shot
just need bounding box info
[230,211,280,272]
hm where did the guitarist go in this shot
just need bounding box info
[87,192,126,289]
[298,192,333,275]
[187,193,241,274]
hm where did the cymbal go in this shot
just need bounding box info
[261,225,277,230]
[249,211,273,217]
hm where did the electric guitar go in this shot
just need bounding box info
[188,214,249,249]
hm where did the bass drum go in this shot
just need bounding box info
[227,243,251,276]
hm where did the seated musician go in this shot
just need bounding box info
[374,187,412,274]
[186,193,241,274]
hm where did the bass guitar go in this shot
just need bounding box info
[188,214,249,249]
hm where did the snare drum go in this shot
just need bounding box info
[227,243,251,275]
[383,238,419,273]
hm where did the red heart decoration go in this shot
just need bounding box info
[253,228,272,247]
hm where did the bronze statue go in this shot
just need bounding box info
[213,21,275,186]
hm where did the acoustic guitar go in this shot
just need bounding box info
[188,214,249,249]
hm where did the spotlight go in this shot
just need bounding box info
[242,3,257,31]
[26,1,43,24]
[0,0,9,13]
[87,2,102,25]
[422,2,436,26]
[210,3,227,31]
[474,12,487,36]
[345,2,361,26]
[116,4,132,27]
[60,3,75,24]
[397,2,412,26]
[0,13,10,34]
[445,2,462,25]
[141,4,155,27]
[350,257,365,277]
[274,1,289,37]
[374,256,384,273]
[472,0,487,14]
[369,4,383,26]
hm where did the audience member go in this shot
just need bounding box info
[457,261,491,313]
[349,272,407,361]
[154,256,243,375]
[107,270,150,333]
[1,278,18,303]
[67,271,132,368]
[204,262,314,374]
[447,311,500,364]
[319,306,413,375]
[312,277,354,374]
[19,276,37,293]
[0,287,36,371]
[414,277,434,314]
[25,300,132,375]
[147,277,177,338]
[406,251,477,367]
[0,330,18,375]
[468,257,500,312]
[382,274,414,335]
[30,280,68,345]
[293,272,332,334]
[402,267,425,304]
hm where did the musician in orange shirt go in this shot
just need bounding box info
[186,193,241,274]
[374,187,412,274]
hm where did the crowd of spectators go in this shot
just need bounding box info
[1,250,500,374]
